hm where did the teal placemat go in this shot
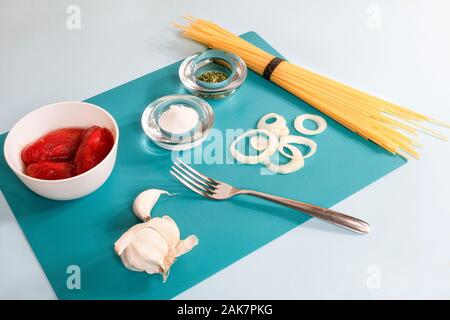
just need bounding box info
[0,32,405,299]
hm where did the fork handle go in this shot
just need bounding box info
[238,190,371,234]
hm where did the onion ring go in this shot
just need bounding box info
[257,113,290,137]
[279,135,317,159]
[249,135,269,151]
[230,129,278,164]
[278,126,290,137]
[294,114,327,135]
[257,113,286,130]
[264,144,304,174]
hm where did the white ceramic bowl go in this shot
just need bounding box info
[4,101,119,200]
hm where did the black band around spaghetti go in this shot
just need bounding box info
[263,57,285,80]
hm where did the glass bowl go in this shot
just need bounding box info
[141,94,214,150]
[179,49,247,100]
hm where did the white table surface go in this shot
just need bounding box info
[1,0,450,299]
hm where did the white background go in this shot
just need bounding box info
[1,0,449,299]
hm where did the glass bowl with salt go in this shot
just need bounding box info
[141,94,214,150]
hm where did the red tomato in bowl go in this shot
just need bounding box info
[26,161,74,180]
[74,126,114,175]
[21,128,84,165]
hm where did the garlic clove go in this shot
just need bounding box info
[146,216,181,250]
[175,235,199,257]
[114,221,151,255]
[133,189,170,222]
[121,228,169,274]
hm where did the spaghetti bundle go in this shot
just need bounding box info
[174,16,449,159]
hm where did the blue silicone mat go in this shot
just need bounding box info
[0,32,405,299]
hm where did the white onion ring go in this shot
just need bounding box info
[267,126,289,137]
[264,144,304,174]
[294,114,327,135]
[278,126,290,137]
[257,113,290,136]
[257,113,286,130]
[230,129,278,164]
[279,135,317,159]
[249,136,268,151]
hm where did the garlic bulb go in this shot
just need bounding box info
[133,189,171,221]
[114,216,198,281]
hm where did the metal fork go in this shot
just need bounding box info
[170,159,371,234]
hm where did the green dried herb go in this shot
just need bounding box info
[197,71,229,83]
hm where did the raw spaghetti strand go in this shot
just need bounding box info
[174,17,449,159]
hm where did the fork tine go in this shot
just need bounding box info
[173,161,217,190]
[171,166,215,194]
[170,170,212,198]
[175,158,218,185]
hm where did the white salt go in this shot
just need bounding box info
[158,104,199,134]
